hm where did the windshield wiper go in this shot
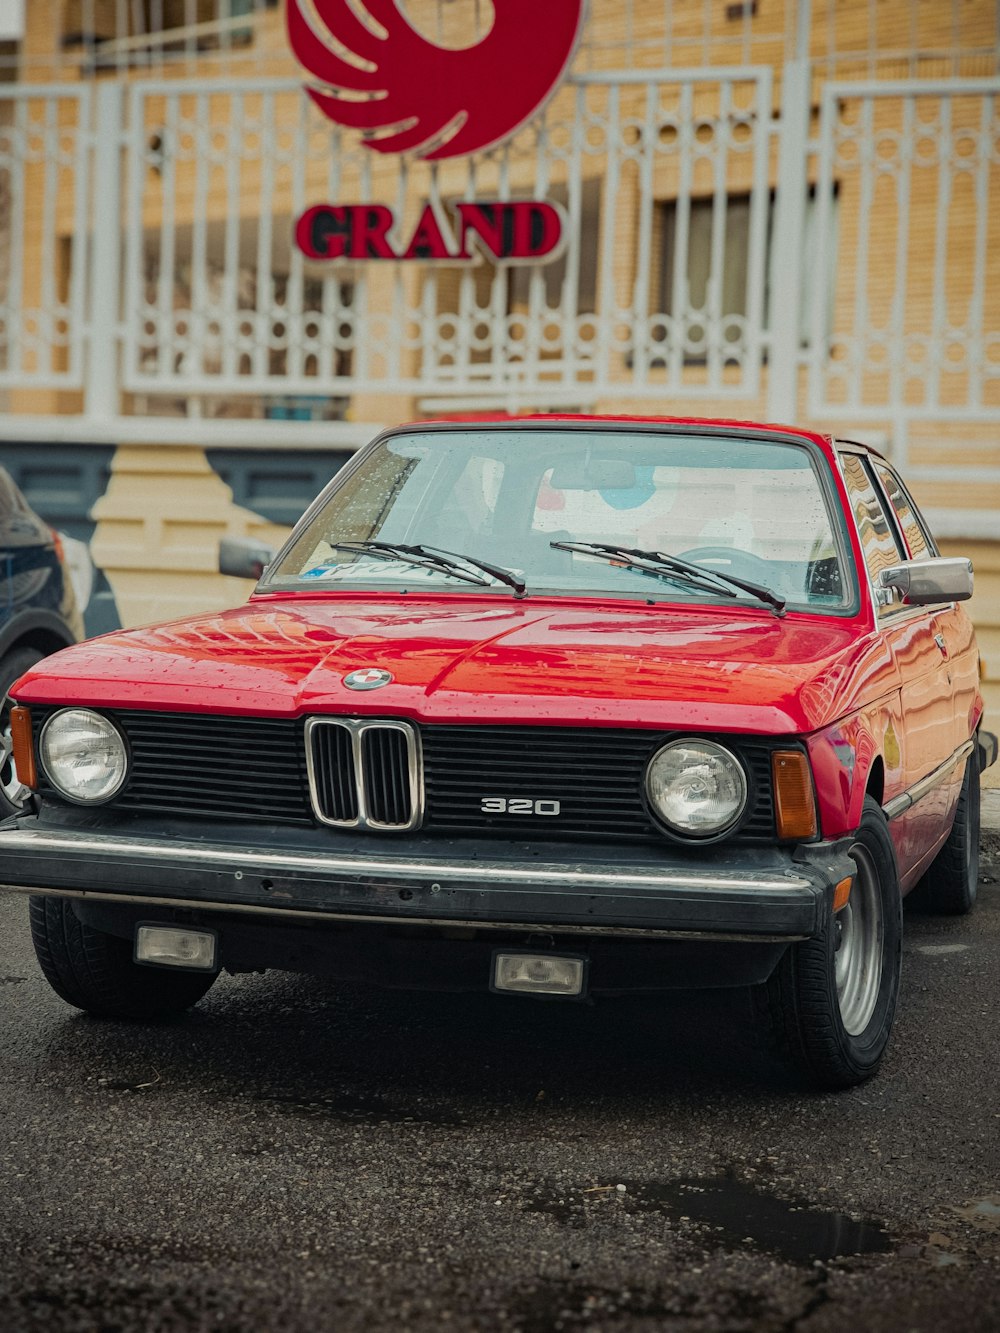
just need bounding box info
[418,544,526,597]
[551,541,786,615]
[329,540,526,595]
[328,541,489,587]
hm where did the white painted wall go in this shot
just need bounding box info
[0,0,24,42]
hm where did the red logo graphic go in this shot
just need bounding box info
[286,0,586,160]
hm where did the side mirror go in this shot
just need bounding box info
[219,536,274,581]
[878,556,973,605]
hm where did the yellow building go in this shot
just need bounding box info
[1,2,998,733]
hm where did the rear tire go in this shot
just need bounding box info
[754,797,902,1089]
[29,896,216,1019]
[910,751,979,916]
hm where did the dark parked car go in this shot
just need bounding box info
[0,417,995,1089]
[0,467,83,813]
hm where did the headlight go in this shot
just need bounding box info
[646,739,747,838]
[39,709,127,804]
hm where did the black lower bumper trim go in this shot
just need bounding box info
[75,900,793,992]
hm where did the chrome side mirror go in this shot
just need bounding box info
[219,536,274,581]
[878,556,973,605]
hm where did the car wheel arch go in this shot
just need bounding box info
[864,755,885,808]
[0,612,76,667]
[845,741,885,833]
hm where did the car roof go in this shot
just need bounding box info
[390,413,839,452]
[386,417,904,470]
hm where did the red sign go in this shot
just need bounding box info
[287,0,586,161]
[295,199,566,264]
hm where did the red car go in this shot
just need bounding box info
[2,418,994,1088]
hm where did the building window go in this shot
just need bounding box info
[137,244,353,420]
[61,1,278,60]
[657,194,756,356]
[654,187,837,364]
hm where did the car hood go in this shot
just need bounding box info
[13,594,889,735]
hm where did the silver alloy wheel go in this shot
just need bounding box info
[0,724,31,808]
[835,842,885,1035]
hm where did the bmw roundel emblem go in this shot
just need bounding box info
[343,668,394,691]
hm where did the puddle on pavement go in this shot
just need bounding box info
[953,1197,1000,1232]
[525,1176,892,1263]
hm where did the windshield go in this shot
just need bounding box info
[267,429,850,612]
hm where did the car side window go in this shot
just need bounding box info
[839,453,906,616]
[872,462,932,559]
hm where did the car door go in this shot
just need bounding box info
[838,449,957,881]
[871,459,979,762]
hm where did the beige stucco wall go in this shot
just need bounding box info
[939,538,1000,787]
[89,446,291,628]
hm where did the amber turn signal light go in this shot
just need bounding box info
[833,876,853,912]
[771,750,817,840]
[9,705,37,791]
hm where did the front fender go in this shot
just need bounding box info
[807,700,903,838]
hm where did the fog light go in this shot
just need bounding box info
[135,925,217,971]
[491,951,586,998]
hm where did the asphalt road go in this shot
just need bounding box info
[1,838,998,1332]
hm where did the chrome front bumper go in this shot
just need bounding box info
[0,820,853,940]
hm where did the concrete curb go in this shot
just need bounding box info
[983,790,1000,834]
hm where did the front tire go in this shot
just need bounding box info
[29,896,216,1019]
[755,797,902,1089]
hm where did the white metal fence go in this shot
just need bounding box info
[0,17,997,495]
[808,79,1000,428]
[119,69,775,404]
[0,86,91,389]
